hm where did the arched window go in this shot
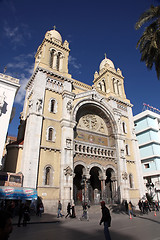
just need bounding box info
[49,128,53,140]
[45,167,51,185]
[50,99,55,113]
[49,98,57,113]
[129,174,134,188]
[125,144,130,155]
[102,79,106,92]
[56,52,61,71]
[47,127,56,141]
[50,49,55,68]
[44,165,54,186]
[98,82,102,91]
[122,122,127,134]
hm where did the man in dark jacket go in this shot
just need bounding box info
[100,201,111,240]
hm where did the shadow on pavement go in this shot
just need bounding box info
[136,215,160,224]
[11,220,137,240]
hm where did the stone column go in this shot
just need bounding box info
[52,52,58,70]
[59,55,64,72]
[21,71,46,188]
[60,80,75,209]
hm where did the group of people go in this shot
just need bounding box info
[0,198,44,228]
[57,201,76,218]
[138,199,159,214]
[0,200,111,240]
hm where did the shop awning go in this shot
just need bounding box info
[0,186,37,200]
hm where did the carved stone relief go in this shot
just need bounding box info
[64,166,73,176]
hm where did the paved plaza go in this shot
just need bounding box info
[10,205,160,240]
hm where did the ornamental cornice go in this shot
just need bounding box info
[26,66,73,89]
[62,91,75,99]
[40,146,61,152]
[73,79,92,91]
[35,38,70,58]
[107,96,133,107]
[0,73,20,86]
[93,68,124,83]
[60,119,77,128]
[44,38,70,52]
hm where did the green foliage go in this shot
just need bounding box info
[135,5,160,79]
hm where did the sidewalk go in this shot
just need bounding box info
[12,204,139,226]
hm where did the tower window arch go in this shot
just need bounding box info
[56,52,61,71]
[125,144,130,155]
[102,79,106,92]
[122,121,127,134]
[129,174,134,188]
[43,165,54,186]
[46,127,56,142]
[49,98,57,114]
[50,49,56,68]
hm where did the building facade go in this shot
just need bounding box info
[6,28,144,211]
[0,73,20,169]
[134,105,160,202]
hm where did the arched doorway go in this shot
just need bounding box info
[105,168,116,204]
[89,167,101,204]
[73,102,118,204]
[73,164,84,204]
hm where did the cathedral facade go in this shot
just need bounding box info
[6,28,144,211]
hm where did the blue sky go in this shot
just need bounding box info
[0,0,159,137]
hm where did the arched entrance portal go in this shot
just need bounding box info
[89,167,101,204]
[105,168,117,204]
[73,165,117,204]
[73,165,84,204]
[73,102,118,204]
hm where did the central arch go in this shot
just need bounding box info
[72,99,119,205]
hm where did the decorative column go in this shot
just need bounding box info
[52,52,58,70]
[59,55,64,72]
[21,71,46,188]
[60,79,75,209]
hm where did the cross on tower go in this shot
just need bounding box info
[104,53,107,59]
[53,25,56,30]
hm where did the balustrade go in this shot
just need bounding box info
[74,141,116,158]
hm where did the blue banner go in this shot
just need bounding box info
[0,187,37,200]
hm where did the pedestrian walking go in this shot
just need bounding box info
[71,204,76,218]
[128,201,133,219]
[57,200,63,218]
[99,201,111,240]
[65,202,71,218]
[80,202,89,221]
[138,200,142,213]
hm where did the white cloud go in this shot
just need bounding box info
[3,21,31,46]
[15,64,34,105]
[6,53,34,105]
[68,55,81,70]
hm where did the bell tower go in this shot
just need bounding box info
[93,55,126,100]
[34,27,71,78]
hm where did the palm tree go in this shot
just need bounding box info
[135,5,160,79]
